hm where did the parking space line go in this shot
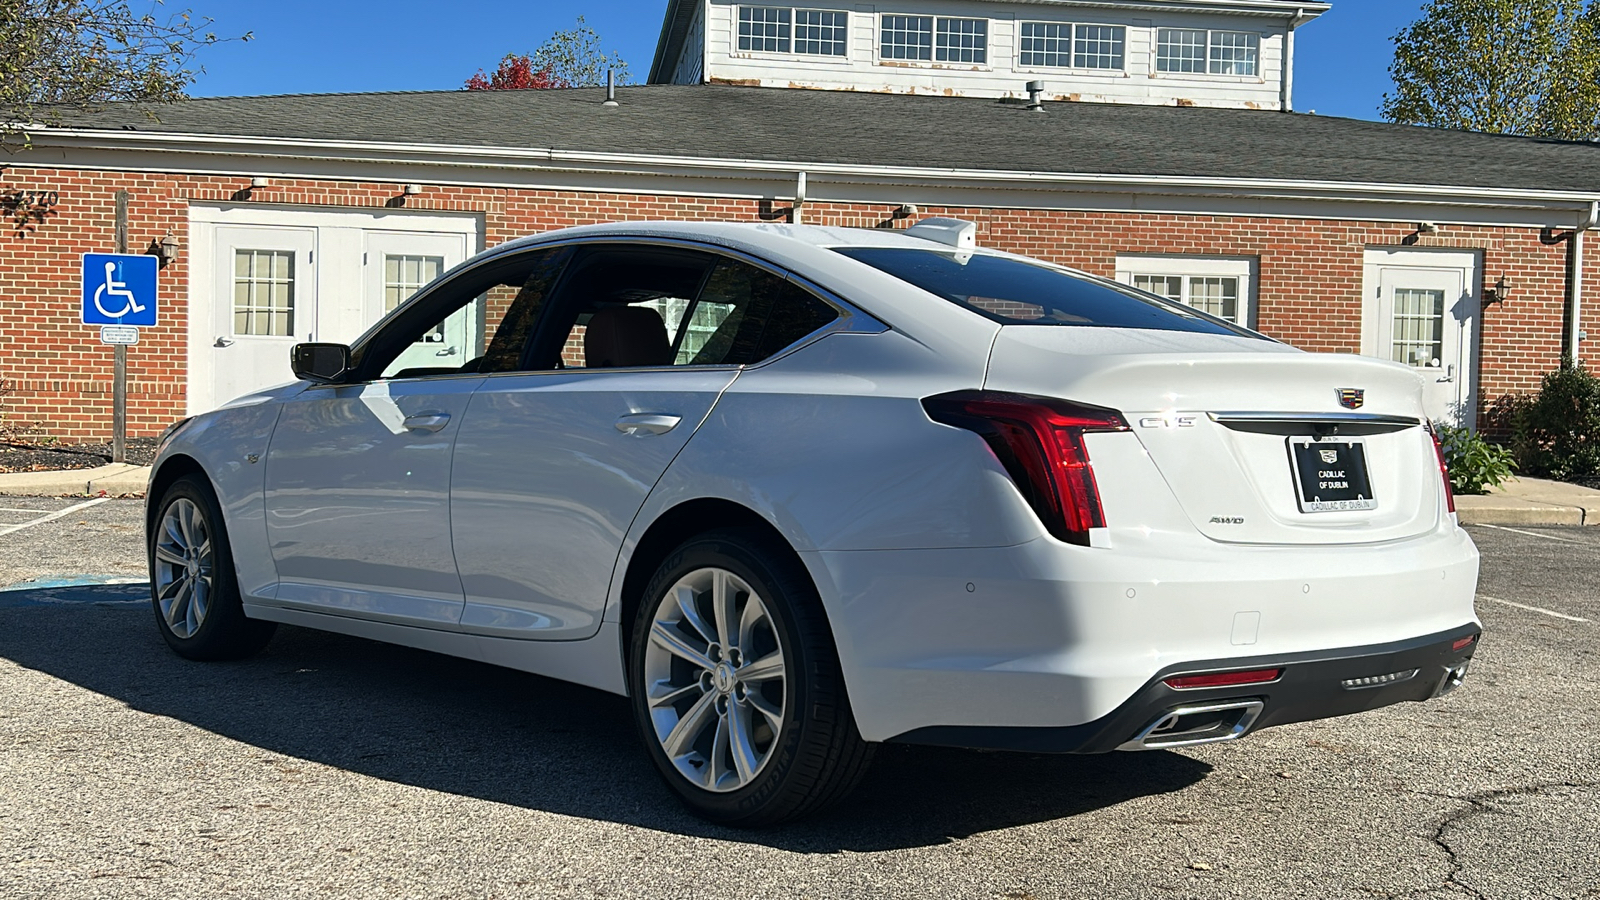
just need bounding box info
[1481,595,1590,623]
[0,497,111,537]
[0,507,50,513]
[1469,523,1593,544]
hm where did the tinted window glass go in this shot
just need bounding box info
[688,260,838,366]
[834,247,1260,337]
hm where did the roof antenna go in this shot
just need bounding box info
[1026,80,1045,112]
[603,69,619,108]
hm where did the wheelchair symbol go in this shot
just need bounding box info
[93,261,147,319]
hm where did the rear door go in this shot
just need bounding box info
[449,243,841,640]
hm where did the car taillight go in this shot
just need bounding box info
[1428,426,1456,514]
[1164,668,1284,690]
[922,390,1129,545]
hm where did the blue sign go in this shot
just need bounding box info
[82,253,158,326]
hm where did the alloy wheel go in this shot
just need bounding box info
[643,566,788,792]
[153,497,214,639]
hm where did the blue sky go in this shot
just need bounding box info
[189,0,1426,122]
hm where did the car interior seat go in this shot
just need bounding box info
[584,305,674,368]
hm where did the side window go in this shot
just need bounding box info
[528,246,839,370]
[364,245,572,380]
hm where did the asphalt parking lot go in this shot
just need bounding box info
[1,500,1596,899]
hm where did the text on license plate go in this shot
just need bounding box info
[1288,438,1378,513]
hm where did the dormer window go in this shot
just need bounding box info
[1157,28,1260,76]
[739,6,848,56]
[880,15,988,64]
[1019,22,1126,71]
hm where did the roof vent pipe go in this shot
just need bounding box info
[1026,80,1045,112]
[602,70,619,108]
[791,171,807,224]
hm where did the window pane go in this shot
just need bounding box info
[688,260,838,365]
[738,6,791,52]
[1073,24,1124,70]
[881,14,932,60]
[836,247,1257,337]
[795,9,847,56]
[231,249,295,337]
[1132,274,1182,303]
[1391,288,1445,368]
[935,17,986,64]
[1019,22,1070,68]
[1210,31,1259,76]
[1187,276,1239,322]
[1157,27,1206,73]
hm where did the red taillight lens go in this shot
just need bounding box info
[923,390,1129,545]
[1164,668,1284,690]
[1428,426,1456,514]
[1452,635,1476,651]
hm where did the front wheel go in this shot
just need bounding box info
[628,529,872,826]
[149,474,275,660]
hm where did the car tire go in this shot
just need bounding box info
[628,528,873,826]
[148,474,275,661]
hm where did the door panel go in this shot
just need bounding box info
[1376,266,1474,426]
[263,376,484,626]
[450,369,737,639]
[212,226,316,406]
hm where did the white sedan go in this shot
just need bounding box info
[146,219,1480,825]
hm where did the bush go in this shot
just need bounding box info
[1435,423,1515,494]
[1511,361,1600,481]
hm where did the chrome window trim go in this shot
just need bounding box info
[1209,411,1420,427]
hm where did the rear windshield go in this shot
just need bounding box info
[834,247,1261,337]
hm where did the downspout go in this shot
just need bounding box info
[1281,10,1302,112]
[1570,200,1599,364]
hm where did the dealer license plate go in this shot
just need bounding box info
[1288,438,1378,513]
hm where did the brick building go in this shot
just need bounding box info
[3,0,1599,439]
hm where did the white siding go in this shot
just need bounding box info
[702,0,1290,109]
[671,0,709,83]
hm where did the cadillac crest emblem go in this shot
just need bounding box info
[1337,388,1365,410]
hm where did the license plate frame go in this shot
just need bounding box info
[1287,437,1378,513]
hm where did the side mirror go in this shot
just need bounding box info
[291,343,351,384]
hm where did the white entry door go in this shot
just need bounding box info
[210,226,318,406]
[1362,249,1479,427]
[364,231,476,374]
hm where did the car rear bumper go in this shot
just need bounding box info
[886,623,1479,753]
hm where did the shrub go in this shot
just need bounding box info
[1511,361,1600,481]
[1435,423,1515,494]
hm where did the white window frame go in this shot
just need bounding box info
[876,13,991,68]
[1154,27,1262,80]
[1115,256,1257,328]
[1017,21,1127,74]
[736,6,850,59]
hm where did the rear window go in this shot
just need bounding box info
[834,247,1261,337]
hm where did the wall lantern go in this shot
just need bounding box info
[1485,275,1512,305]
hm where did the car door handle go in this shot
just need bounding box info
[403,412,451,433]
[615,413,681,436]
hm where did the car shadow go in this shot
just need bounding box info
[0,584,1212,852]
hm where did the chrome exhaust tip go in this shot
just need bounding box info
[1117,699,1265,751]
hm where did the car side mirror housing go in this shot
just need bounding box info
[291,343,351,384]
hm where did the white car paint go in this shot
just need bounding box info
[151,220,1480,747]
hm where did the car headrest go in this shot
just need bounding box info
[584,305,673,368]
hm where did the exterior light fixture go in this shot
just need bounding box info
[403,184,423,196]
[1485,275,1513,305]
[250,176,270,188]
[156,232,180,266]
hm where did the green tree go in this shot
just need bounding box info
[467,15,630,90]
[0,0,247,149]
[1382,0,1600,138]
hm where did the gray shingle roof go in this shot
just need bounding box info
[42,84,1600,194]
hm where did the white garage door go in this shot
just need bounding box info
[187,205,481,413]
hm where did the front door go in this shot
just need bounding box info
[1363,249,1479,427]
[211,226,317,406]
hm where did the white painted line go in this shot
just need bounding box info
[0,507,50,513]
[1480,595,1590,623]
[1470,523,1591,544]
[0,497,111,537]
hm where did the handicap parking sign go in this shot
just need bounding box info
[82,253,158,326]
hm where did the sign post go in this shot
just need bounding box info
[82,190,157,463]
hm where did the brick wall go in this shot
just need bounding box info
[0,165,1587,439]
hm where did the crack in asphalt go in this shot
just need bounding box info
[1409,781,1600,899]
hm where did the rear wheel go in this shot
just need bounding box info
[628,529,872,826]
[149,474,275,660]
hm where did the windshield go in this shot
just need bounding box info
[834,247,1262,337]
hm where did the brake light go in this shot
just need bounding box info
[1164,668,1284,690]
[1428,426,1456,514]
[923,390,1129,545]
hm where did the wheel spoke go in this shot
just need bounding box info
[662,689,718,757]
[709,708,731,789]
[191,578,209,626]
[739,650,785,682]
[154,545,186,567]
[649,621,713,672]
[728,700,759,784]
[747,692,784,732]
[672,586,715,646]
[163,514,185,547]
[177,502,196,550]
[194,537,212,562]
[166,579,191,628]
[711,569,737,649]
[738,594,768,653]
[648,680,703,710]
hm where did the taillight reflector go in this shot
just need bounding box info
[1164,668,1284,690]
[922,390,1129,545]
[1452,635,1476,651]
[1428,426,1456,514]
